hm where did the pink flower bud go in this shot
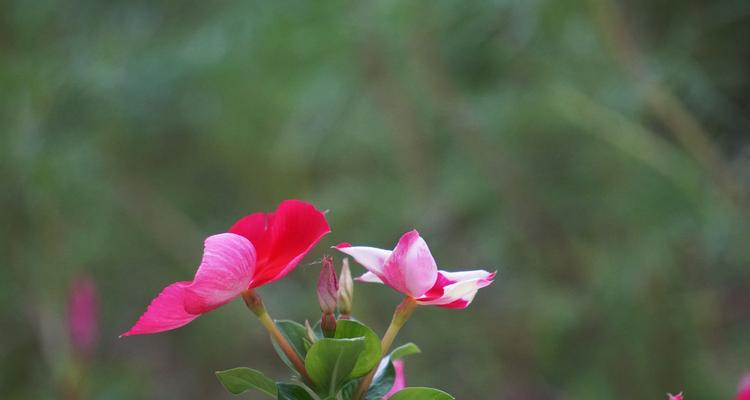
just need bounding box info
[317,256,338,314]
[67,276,98,356]
[320,312,337,338]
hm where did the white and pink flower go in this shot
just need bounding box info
[336,230,495,308]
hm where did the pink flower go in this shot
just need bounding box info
[67,276,98,355]
[335,230,495,308]
[738,373,750,400]
[384,359,407,399]
[122,200,330,336]
[668,393,683,400]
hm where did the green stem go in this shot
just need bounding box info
[353,297,417,400]
[242,289,314,386]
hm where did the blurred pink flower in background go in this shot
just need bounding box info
[667,393,683,400]
[738,373,750,400]
[384,359,407,399]
[67,276,98,356]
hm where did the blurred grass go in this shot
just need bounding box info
[2,0,750,399]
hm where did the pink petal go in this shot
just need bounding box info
[668,393,684,400]
[335,244,392,281]
[416,270,495,308]
[382,230,438,297]
[416,273,456,302]
[121,282,199,337]
[183,233,257,314]
[356,271,384,284]
[230,200,330,287]
[384,360,407,399]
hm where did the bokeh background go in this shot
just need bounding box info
[2,0,750,399]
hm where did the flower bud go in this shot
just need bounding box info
[320,312,337,338]
[338,258,353,318]
[317,256,338,314]
[304,320,318,344]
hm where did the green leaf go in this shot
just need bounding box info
[215,367,277,397]
[389,343,421,360]
[337,379,358,400]
[333,319,381,378]
[386,387,455,400]
[364,359,395,400]
[337,358,397,400]
[305,337,366,396]
[312,320,323,338]
[272,320,308,372]
[277,383,317,400]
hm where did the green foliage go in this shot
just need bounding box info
[333,320,381,378]
[363,360,395,400]
[216,322,430,399]
[215,367,277,397]
[387,388,455,400]
[389,343,421,360]
[276,383,317,400]
[336,361,396,400]
[273,320,310,371]
[305,337,366,396]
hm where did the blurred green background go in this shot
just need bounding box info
[2,0,750,398]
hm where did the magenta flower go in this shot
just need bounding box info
[67,276,98,355]
[335,230,495,308]
[122,200,330,336]
[384,359,407,399]
[738,373,750,400]
[668,393,683,400]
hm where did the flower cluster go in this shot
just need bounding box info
[122,200,495,399]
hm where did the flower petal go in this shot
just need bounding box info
[183,233,256,314]
[120,282,198,337]
[416,270,495,308]
[228,212,273,258]
[356,271,384,283]
[230,200,330,287]
[384,360,407,399]
[382,230,438,297]
[335,243,391,281]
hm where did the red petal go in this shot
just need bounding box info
[230,200,330,287]
[434,298,470,309]
[120,282,199,337]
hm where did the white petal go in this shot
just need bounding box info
[335,245,391,280]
